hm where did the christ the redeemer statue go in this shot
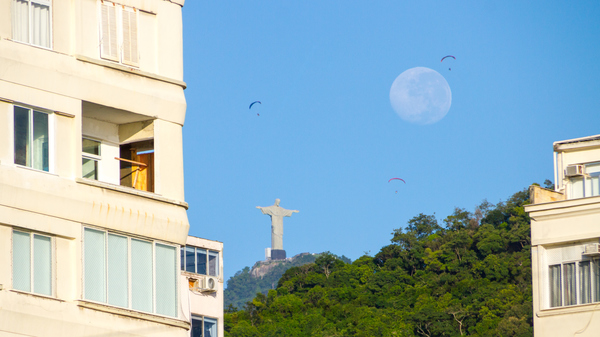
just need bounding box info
[256,199,299,260]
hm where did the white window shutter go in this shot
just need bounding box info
[100,2,118,61]
[122,8,138,66]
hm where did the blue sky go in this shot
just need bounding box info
[181,1,600,282]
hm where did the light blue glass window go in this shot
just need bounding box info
[12,230,31,292]
[84,228,106,302]
[13,231,52,296]
[108,234,128,307]
[131,239,153,313]
[155,244,177,317]
[33,234,51,296]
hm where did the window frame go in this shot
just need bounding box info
[11,0,53,49]
[568,162,600,199]
[547,256,600,309]
[181,245,220,277]
[82,137,102,180]
[12,229,55,297]
[98,0,139,67]
[13,104,54,173]
[82,227,179,318]
[191,315,218,337]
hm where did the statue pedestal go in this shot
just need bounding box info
[271,249,286,260]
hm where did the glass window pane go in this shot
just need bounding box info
[208,251,218,277]
[12,0,29,43]
[33,234,52,296]
[82,158,98,180]
[191,316,203,337]
[31,3,50,48]
[108,234,128,308]
[595,260,600,302]
[197,249,207,275]
[580,261,591,304]
[13,230,31,292]
[131,239,153,313]
[32,111,49,171]
[204,317,217,337]
[549,264,562,307]
[591,176,600,197]
[82,138,101,156]
[180,247,185,271]
[155,244,177,317]
[84,228,106,302]
[14,106,30,167]
[564,263,577,306]
[572,178,584,199]
[185,246,195,273]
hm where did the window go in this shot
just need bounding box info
[99,1,138,66]
[12,0,52,48]
[568,163,600,199]
[82,138,101,180]
[192,316,218,337]
[12,230,53,296]
[546,244,600,308]
[118,140,154,192]
[83,228,178,317]
[181,246,219,277]
[14,105,51,172]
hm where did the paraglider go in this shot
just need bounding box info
[441,55,455,71]
[388,177,406,194]
[249,101,261,109]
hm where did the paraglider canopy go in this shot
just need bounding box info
[249,101,261,109]
[440,55,455,62]
[388,178,406,183]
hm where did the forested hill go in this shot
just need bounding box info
[225,253,352,310]
[225,187,534,336]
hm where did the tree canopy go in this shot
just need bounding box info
[225,188,533,336]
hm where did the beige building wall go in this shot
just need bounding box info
[0,0,222,336]
[526,134,600,337]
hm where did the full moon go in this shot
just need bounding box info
[389,67,452,125]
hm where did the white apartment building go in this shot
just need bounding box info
[0,0,223,336]
[526,134,600,337]
[181,236,224,337]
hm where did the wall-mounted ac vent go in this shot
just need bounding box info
[565,165,585,177]
[583,243,600,256]
[191,276,218,293]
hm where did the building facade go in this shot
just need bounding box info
[181,236,224,337]
[0,0,223,336]
[526,134,600,336]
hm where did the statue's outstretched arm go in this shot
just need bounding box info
[256,206,263,209]
[292,210,299,213]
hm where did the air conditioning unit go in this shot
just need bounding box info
[565,165,585,177]
[198,276,218,293]
[583,243,600,256]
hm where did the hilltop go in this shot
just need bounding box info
[225,252,350,310]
